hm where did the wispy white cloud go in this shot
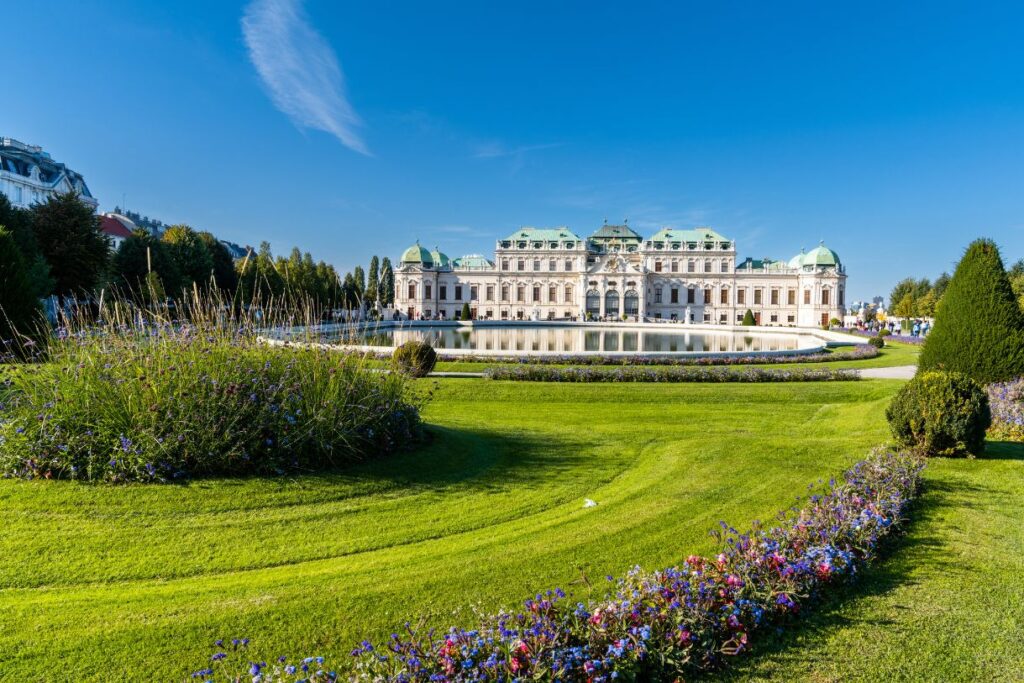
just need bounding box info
[242,0,369,155]
[472,141,562,159]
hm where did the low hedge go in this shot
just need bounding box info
[394,344,878,367]
[483,365,859,383]
[185,449,923,681]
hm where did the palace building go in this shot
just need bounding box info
[394,223,846,327]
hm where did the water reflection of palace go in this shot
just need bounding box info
[371,326,809,354]
[394,223,847,329]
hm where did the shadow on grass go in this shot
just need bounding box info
[709,473,961,681]
[981,440,1024,460]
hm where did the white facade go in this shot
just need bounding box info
[395,224,847,327]
[0,137,97,210]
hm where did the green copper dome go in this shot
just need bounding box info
[787,249,806,269]
[430,247,451,268]
[804,242,841,267]
[400,242,433,266]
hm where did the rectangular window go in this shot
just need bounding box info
[654,261,662,272]
[501,259,509,270]
[687,261,695,273]
[486,285,494,301]
[532,285,541,302]
[564,258,572,271]
[454,285,462,301]
[704,288,712,305]
[533,259,541,271]
[803,289,811,305]
[771,289,779,306]
[671,261,679,273]
[770,314,778,323]
[425,283,432,299]
[687,288,695,304]
[517,286,525,302]
[720,288,729,305]
[655,287,663,303]
[839,287,845,306]
[517,259,525,271]
[787,314,795,323]
[704,260,712,273]
[737,289,746,305]
[821,289,830,305]
[439,285,447,301]
[407,283,416,299]
[470,285,478,300]
[670,288,679,304]
[548,285,557,302]
[501,285,509,301]
[788,289,796,306]
[754,289,762,305]
[549,259,556,271]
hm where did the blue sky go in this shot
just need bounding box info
[6,1,1024,301]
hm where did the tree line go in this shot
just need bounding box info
[1,191,397,345]
[889,257,1024,318]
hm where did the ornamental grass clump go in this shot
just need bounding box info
[0,295,423,482]
[186,449,917,681]
[886,370,991,457]
[391,340,437,378]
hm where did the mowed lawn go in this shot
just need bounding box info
[0,379,898,681]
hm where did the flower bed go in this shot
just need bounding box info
[841,329,925,345]
[483,365,859,383]
[364,344,879,367]
[987,377,1024,441]
[185,449,922,681]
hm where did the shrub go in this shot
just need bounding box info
[878,328,892,336]
[741,309,755,326]
[886,370,991,457]
[867,336,885,348]
[484,365,857,383]
[0,299,423,482]
[0,226,42,360]
[829,317,842,328]
[391,341,437,378]
[460,303,471,321]
[987,378,1024,442]
[918,239,1024,384]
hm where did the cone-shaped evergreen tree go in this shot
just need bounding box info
[461,302,472,320]
[918,238,1024,383]
[742,309,756,326]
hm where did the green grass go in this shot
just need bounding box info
[432,341,921,373]
[725,439,1024,682]
[0,379,900,681]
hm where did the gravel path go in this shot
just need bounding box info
[856,365,916,379]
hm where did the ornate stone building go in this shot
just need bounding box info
[0,137,97,210]
[395,223,846,327]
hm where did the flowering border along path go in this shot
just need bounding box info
[483,365,859,383]
[187,449,923,682]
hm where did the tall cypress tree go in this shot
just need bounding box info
[918,238,1024,383]
[366,255,380,304]
[380,257,395,305]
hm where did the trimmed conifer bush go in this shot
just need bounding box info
[0,226,42,359]
[741,309,755,326]
[886,370,991,457]
[392,341,437,378]
[460,302,472,320]
[918,239,1024,384]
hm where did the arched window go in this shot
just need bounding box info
[605,289,620,317]
[585,289,601,316]
[624,289,639,315]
